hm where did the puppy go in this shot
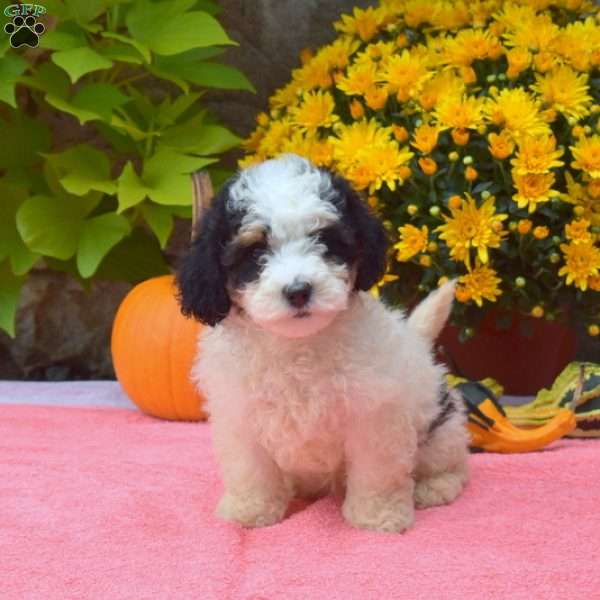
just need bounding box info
[177,154,469,533]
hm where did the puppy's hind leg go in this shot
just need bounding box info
[414,389,469,509]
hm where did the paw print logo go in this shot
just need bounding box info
[4,15,45,48]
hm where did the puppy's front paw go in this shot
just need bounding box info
[216,491,288,528]
[342,491,415,533]
[414,471,466,509]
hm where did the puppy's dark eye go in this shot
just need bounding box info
[314,225,357,264]
[224,241,268,286]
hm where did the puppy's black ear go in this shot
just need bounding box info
[176,185,233,326]
[330,174,389,291]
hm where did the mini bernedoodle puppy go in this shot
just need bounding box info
[177,154,469,533]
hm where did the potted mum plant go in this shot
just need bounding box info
[240,0,600,394]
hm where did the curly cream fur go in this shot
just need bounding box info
[193,286,469,533]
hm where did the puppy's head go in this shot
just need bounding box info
[176,154,388,338]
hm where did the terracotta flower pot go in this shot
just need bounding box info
[438,310,577,396]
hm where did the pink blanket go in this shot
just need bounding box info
[2,404,599,600]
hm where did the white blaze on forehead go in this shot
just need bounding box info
[229,154,340,241]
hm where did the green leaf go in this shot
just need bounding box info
[142,149,215,205]
[77,213,131,277]
[95,227,170,283]
[153,57,255,91]
[127,1,233,56]
[52,46,113,83]
[63,0,105,24]
[0,54,28,107]
[18,62,71,97]
[100,31,151,63]
[155,92,203,128]
[0,260,25,337]
[0,183,39,275]
[97,42,145,64]
[10,243,39,276]
[95,122,138,154]
[193,0,221,15]
[39,23,87,50]
[16,195,86,260]
[46,145,117,196]
[0,113,51,170]
[161,122,240,155]
[140,203,174,248]
[46,81,129,125]
[70,82,130,123]
[117,162,150,212]
[0,37,10,59]
[0,183,26,259]
[110,113,148,141]
[145,63,190,93]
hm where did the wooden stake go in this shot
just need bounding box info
[191,170,214,242]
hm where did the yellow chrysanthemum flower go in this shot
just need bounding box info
[402,0,435,28]
[532,66,592,120]
[345,141,414,193]
[565,219,594,245]
[257,119,294,156]
[417,69,465,111]
[442,28,500,67]
[331,119,393,171]
[432,1,470,30]
[488,131,515,160]
[485,88,549,141]
[502,13,560,51]
[282,132,334,168]
[506,47,531,79]
[493,3,538,33]
[553,18,600,72]
[510,134,564,175]
[563,173,600,227]
[570,135,600,179]
[336,61,379,96]
[559,241,600,291]
[411,124,440,154]
[354,41,397,66]
[316,37,361,71]
[394,224,429,261]
[379,49,432,102]
[434,94,486,131]
[436,194,508,267]
[292,57,333,91]
[269,81,302,110]
[289,91,339,133]
[334,6,383,42]
[364,86,389,110]
[512,171,559,213]
[458,264,503,306]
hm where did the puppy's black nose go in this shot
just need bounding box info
[283,281,312,309]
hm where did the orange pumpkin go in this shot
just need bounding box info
[111,275,207,421]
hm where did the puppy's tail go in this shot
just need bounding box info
[407,280,456,342]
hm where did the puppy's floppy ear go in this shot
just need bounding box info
[176,184,233,326]
[330,174,389,291]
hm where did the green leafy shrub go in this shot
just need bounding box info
[0,0,253,336]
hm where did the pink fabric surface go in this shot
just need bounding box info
[2,404,599,600]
